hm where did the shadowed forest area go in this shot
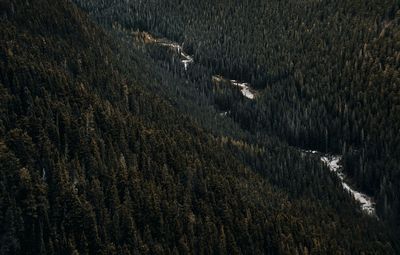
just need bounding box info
[0,0,399,254]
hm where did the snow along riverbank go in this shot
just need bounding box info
[135,31,375,215]
[306,151,376,216]
[212,75,256,99]
[158,42,194,70]
[230,80,255,99]
[134,31,194,70]
[135,31,257,99]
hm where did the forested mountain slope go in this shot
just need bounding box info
[75,0,400,234]
[0,0,399,254]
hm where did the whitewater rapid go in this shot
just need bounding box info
[307,151,376,216]
[212,75,256,99]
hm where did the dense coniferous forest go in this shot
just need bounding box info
[74,0,400,236]
[0,0,399,254]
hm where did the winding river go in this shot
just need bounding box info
[135,31,256,99]
[306,150,376,216]
[135,31,376,216]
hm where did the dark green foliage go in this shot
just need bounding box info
[75,0,400,235]
[0,0,399,254]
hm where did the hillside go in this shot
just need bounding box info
[75,0,400,235]
[0,0,399,254]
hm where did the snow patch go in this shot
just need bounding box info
[320,155,376,216]
[231,80,255,99]
[212,75,257,100]
[219,111,229,116]
[134,32,194,71]
[158,42,193,70]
